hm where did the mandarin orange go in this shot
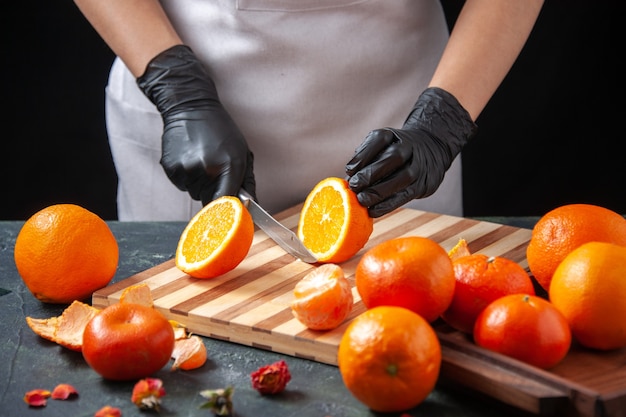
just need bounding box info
[338,306,441,412]
[355,236,455,322]
[176,196,254,278]
[14,204,118,304]
[82,302,175,380]
[474,294,571,369]
[549,241,626,350]
[297,177,373,263]
[526,203,626,291]
[441,254,535,334]
[290,263,353,330]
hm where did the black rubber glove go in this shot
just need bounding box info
[137,45,255,205]
[346,87,477,218]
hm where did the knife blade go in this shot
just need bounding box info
[238,189,318,263]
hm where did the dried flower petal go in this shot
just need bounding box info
[250,360,291,395]
[51,383,78,400]
[24,389,51,407]
[131,378,166,411]
[199,386,234,416]
[94,405,122,417]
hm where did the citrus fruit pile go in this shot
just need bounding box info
[527,203,626,351]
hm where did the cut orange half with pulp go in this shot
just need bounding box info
[176,196,254,279]
[297,177,373,263]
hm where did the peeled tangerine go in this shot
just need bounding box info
[290,264,354,330]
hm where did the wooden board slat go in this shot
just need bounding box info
[93,206,626,417]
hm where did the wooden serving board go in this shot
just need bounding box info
[93,206,626,417]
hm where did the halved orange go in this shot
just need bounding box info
[290,263,354,330]
[297,177,373,263]
[176,196,254,279]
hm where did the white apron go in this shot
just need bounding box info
[105,0,462,221]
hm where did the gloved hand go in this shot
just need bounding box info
[345,87,477,218]
[137,45,255,205]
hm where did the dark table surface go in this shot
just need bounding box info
[0,218,540,417]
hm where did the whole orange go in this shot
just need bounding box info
[14,204,119,304]
[473,294,571,369]
[526,203,626,291]
[338,306,441,412]
[441,254,535,334]
[355,236,455,322]
[549,241,626,350]
[82,303,175,380]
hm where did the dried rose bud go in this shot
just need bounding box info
[94,405,122,417]
[51,383,78,400]
[131,378,165,411]
[24,389,51,407]
[199,386,234,416]
[250,360,291,395]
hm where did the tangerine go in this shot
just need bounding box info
[526,203,626,291]
[14,204,118,304]
[355,236,455,322]
[549,241,626,350]
[338,306,441,412]
[290,263,353,330]
[474,294,571,369]
[297,177,373,263]
[176,196,254,278]
[82,303,175,380]
[441,254,535,334]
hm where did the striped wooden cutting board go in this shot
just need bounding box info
[92,205,531,365]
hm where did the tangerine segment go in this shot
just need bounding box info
[298,177,373,263]
[176,196,254,279]
[290,264,354,330]
[338,306,441,413]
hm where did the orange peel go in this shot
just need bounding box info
[25,300,100,351]
[171,335,207,370]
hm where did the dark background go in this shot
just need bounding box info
[3,1,625,221]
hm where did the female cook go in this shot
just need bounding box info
[73,0,544,221]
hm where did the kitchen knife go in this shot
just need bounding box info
[238,189,318,263]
